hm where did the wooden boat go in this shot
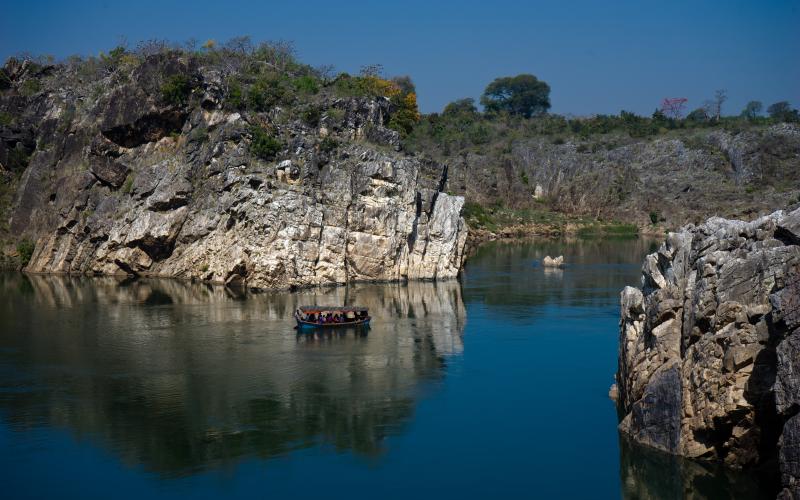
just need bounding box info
[294,306,371,329]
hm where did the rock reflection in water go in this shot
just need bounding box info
[619,435,779,499]
[0,273,465,476]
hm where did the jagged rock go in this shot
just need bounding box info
[616,208,800,495]
[89,156,129,188]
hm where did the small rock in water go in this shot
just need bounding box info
[543,255,564,268]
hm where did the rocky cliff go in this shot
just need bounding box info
[615,209,800,497]
[0,53,466,288]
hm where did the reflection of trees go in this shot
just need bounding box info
[0,274,465,476]
[619,435,778,499]
[462,237,658,311]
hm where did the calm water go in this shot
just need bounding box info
[0,238,773,499]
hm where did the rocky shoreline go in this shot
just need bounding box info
[614,208,800,498]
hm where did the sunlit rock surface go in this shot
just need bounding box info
[3,55,466,288]
[616,208,800,497]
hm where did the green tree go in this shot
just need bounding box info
[767,101,799,122]
[740,100,762,120]
[443,98,478,117]
[686,107,709,124]
[480,74,551,118]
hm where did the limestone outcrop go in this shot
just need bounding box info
[1,54,466,289]
[615,208,800,497]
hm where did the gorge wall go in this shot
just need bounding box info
[615,208,800,497]
[0,55,466,288]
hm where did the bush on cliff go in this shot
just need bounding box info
[249,125,282,160]
[16,239,34,267]
[161,74,192,105]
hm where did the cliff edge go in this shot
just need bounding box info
[0,53,466,288]
[615,208,800,497]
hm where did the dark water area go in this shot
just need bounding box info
[0,238,773,499]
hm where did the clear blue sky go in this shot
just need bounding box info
[1,0,798,115]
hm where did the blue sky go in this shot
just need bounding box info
[1,0,798,115]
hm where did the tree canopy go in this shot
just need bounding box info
[480,74,551,118]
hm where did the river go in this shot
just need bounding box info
[0,238,774,498]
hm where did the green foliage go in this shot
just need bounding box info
[0,69,11,90]
[7,146,30,172]
[520,172,529,185]
[481,74,551,118]
[16,239,35,267]
[741,101,763,121]
[461,202,494,228]
[225,79,244,109]
[649,211,659,225]
[292,75,319,94]
[248,73,292,111]
[686,107,709,124]
[20,78,42,96]
[161,74,192,105]
[443,98,479,118]
[0,111,13,126]
[325,108,345,127]
[319,136,338,153]
[767,101,800,122]
[189,126,209,143]
[300,106,322,126]
[121,173,135,194]
[249,125,283,160]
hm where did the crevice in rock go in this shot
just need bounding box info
[101,110,188,148]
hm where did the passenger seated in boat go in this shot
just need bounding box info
[308,313,317,323]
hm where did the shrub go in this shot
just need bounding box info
[293,75,319,94]
[7,146,30,172]
[300,106,321,126]
[16,239,35,267]
[0,111,13,126]
[249,126,282,160]
[319,136,338,153]
[248,74,292,111]
[161,74,192,105]
[0,69,10,90]
[20,79,42,96]
[189,126,209,143]
[121,173,135,194]
[649,211,659,225]
[225,79,244,109]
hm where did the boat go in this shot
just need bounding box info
[294,306,371,330]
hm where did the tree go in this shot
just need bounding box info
[686,107,709,123]
[660,97,688,119]
[710,89,727,121]
[767,101,799,122]
[740,100,763,120]
[443,98,478,116]
[480,74,551,118]
[391,75,415,95]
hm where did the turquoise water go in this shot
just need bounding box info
[0,238,773,498]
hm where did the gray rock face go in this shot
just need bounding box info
[3,55,466,289]
[616,208,800,496]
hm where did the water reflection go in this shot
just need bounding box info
[462,236,659,311]
[619,436,778,499]
[0,274,465,476]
